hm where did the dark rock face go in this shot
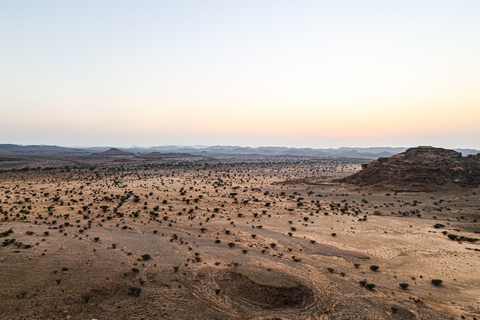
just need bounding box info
[342,146,480,191]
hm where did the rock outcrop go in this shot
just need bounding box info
[342,146,480,191]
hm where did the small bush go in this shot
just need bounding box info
[129,286,142,296]
[81,293,93,303]
[365,283,375,290]
[399,283,409,289]
[447,234,458,241]
[431,279,443,286]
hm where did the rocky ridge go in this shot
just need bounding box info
[342,146,480,191]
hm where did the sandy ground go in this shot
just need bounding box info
[0,158,479,319]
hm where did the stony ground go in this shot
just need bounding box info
[0,158,479,319]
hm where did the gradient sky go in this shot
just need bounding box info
[1,1,479,149]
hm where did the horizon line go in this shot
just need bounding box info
[2,143,480,151]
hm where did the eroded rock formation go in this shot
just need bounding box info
[342,146,480,191]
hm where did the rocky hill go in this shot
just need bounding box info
[342,146,480,191]
[98,148,133,156]
[86,148,134,159]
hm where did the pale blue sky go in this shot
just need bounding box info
[1,1,479,148]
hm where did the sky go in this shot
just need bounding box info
[1,1,479,149]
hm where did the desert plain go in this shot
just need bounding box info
[1,156,479,320]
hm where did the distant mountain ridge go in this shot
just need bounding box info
[0,144,478,159]
[137,145,479,159]
[138,145,409,158]
[0,144,89,156]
